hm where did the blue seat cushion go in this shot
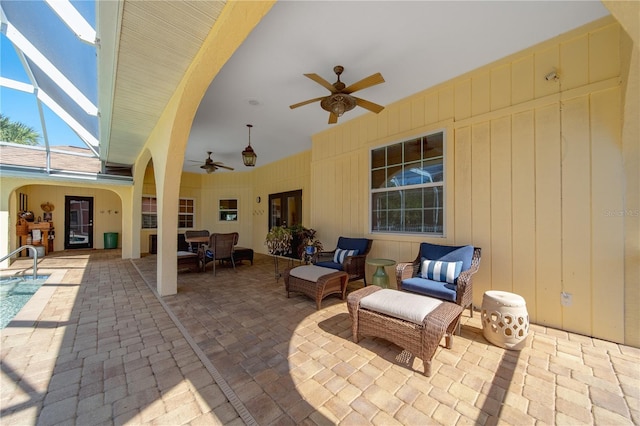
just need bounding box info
[401,277,457,303]
[315,261,344,271]
[337,237,369,254]
[419,243,474,271]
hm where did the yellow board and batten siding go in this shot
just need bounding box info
[251,150,312,253]
[310,18,629,342]
[560,96,592,335]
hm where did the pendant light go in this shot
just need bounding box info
[242,124,257,167]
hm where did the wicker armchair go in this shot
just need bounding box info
[396,244,481,317]
[315,237,373,286]
[198,232,239,275]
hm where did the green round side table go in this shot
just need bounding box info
[367,258,396,288]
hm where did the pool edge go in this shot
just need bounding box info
[1,270,67,335]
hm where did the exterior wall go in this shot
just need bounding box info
[199,170,254,248]
[137,151,311,255]
[252,151,312,255]
[0,177,130,265]
[620,31,640,348]
[310,17,637,344]
[19,185,123,251]
[139,163,208,253]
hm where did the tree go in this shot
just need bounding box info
[0,114,41,145]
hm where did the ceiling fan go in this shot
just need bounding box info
[289,65,385,124]
[190,151,234,173]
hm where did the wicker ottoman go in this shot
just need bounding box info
[177,251,199,272]
[233,247,254,265]
[284,265,348,310]
[347,286,463,376]
[481,290,529,350]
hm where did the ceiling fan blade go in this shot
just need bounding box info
[328,112,338,124]
[304,73,337,92]
[290,96,325,109]
[344,72,385,94]
[211,161,234,170]
[353,96,385,114]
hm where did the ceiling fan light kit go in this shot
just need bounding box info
[290,65,385,124]
[321,94,356,117]
[242,124,257,167]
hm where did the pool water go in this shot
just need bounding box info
[0,275,49,329]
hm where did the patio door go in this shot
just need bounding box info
[269,190,302,229]
[64,196,94,249]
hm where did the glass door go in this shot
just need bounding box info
[64,196,94,249]
[269,190,302,229]
[269,190,302,261]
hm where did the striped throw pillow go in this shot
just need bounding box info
[333,248,358,264]
[421,258,463,284]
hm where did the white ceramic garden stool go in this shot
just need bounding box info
[481,290,529,350]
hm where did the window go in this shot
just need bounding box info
[142,196,157,229]
[141,196,195,229]
[371,131,444,235]
[219,199,238,221]
[178,198,195,228]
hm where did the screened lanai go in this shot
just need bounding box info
[0,0,133,179]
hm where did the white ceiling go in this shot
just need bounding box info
[184,1,609,173]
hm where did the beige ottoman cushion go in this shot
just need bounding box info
[360,289,442,325]
[290,265,337,282]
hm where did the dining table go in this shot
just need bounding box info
[184,236,209,244]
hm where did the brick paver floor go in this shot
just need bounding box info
[2,249,639,425]
[1,250,246,425]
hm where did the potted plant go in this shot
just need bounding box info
[289,225,323,260]
[265,226,292,256]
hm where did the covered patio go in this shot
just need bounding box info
[2,250,638,424]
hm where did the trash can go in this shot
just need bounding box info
[104,232,118,249]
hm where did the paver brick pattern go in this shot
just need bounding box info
[2,249,639,425]
[1,250,241,425]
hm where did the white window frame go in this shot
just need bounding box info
[370,129,446,236]
[141,195,196,230]
[178,198,196,229]
[219,199,238,222]
[141,195,157,229]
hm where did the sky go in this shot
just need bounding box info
[0,0,95,149]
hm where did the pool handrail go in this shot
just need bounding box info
[0,245,38,279]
